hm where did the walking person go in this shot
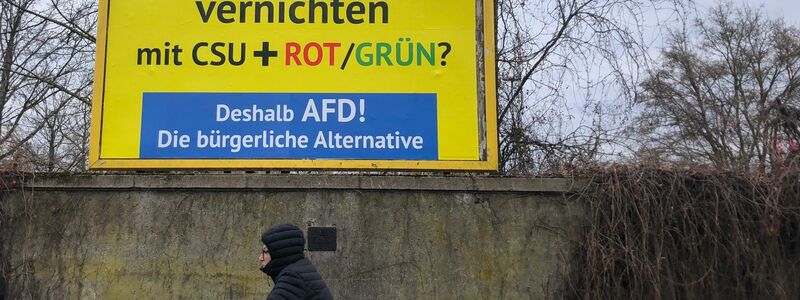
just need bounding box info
[259,224,333,300]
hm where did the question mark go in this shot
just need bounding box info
[437,42,452,66]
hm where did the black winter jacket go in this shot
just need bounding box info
[261,224,333,300]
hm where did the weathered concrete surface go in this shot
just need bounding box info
[0,175,585,299]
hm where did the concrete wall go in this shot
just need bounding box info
[0,175,585,299]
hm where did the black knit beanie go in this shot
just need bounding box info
[260,224,306,278]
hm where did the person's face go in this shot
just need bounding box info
[259,245,271,268]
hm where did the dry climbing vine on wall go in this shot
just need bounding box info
[566,167,800,299]
[0,171,48,298]
[0,171,28,299]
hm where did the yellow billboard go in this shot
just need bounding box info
[90,0,497,171]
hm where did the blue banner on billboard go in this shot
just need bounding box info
[139,93,438,160]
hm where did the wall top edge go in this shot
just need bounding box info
[2,174,588,193]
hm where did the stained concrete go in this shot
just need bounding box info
[0,175,585,299]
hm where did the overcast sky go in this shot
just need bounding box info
[559,0,800,157]
[695,0,800,24]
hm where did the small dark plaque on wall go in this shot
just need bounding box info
[308,227,337,252]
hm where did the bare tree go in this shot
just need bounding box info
[0,0,95,172]
[633,4,800,173]
[495,0,689,175]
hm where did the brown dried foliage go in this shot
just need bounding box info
[566,167,800,299]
